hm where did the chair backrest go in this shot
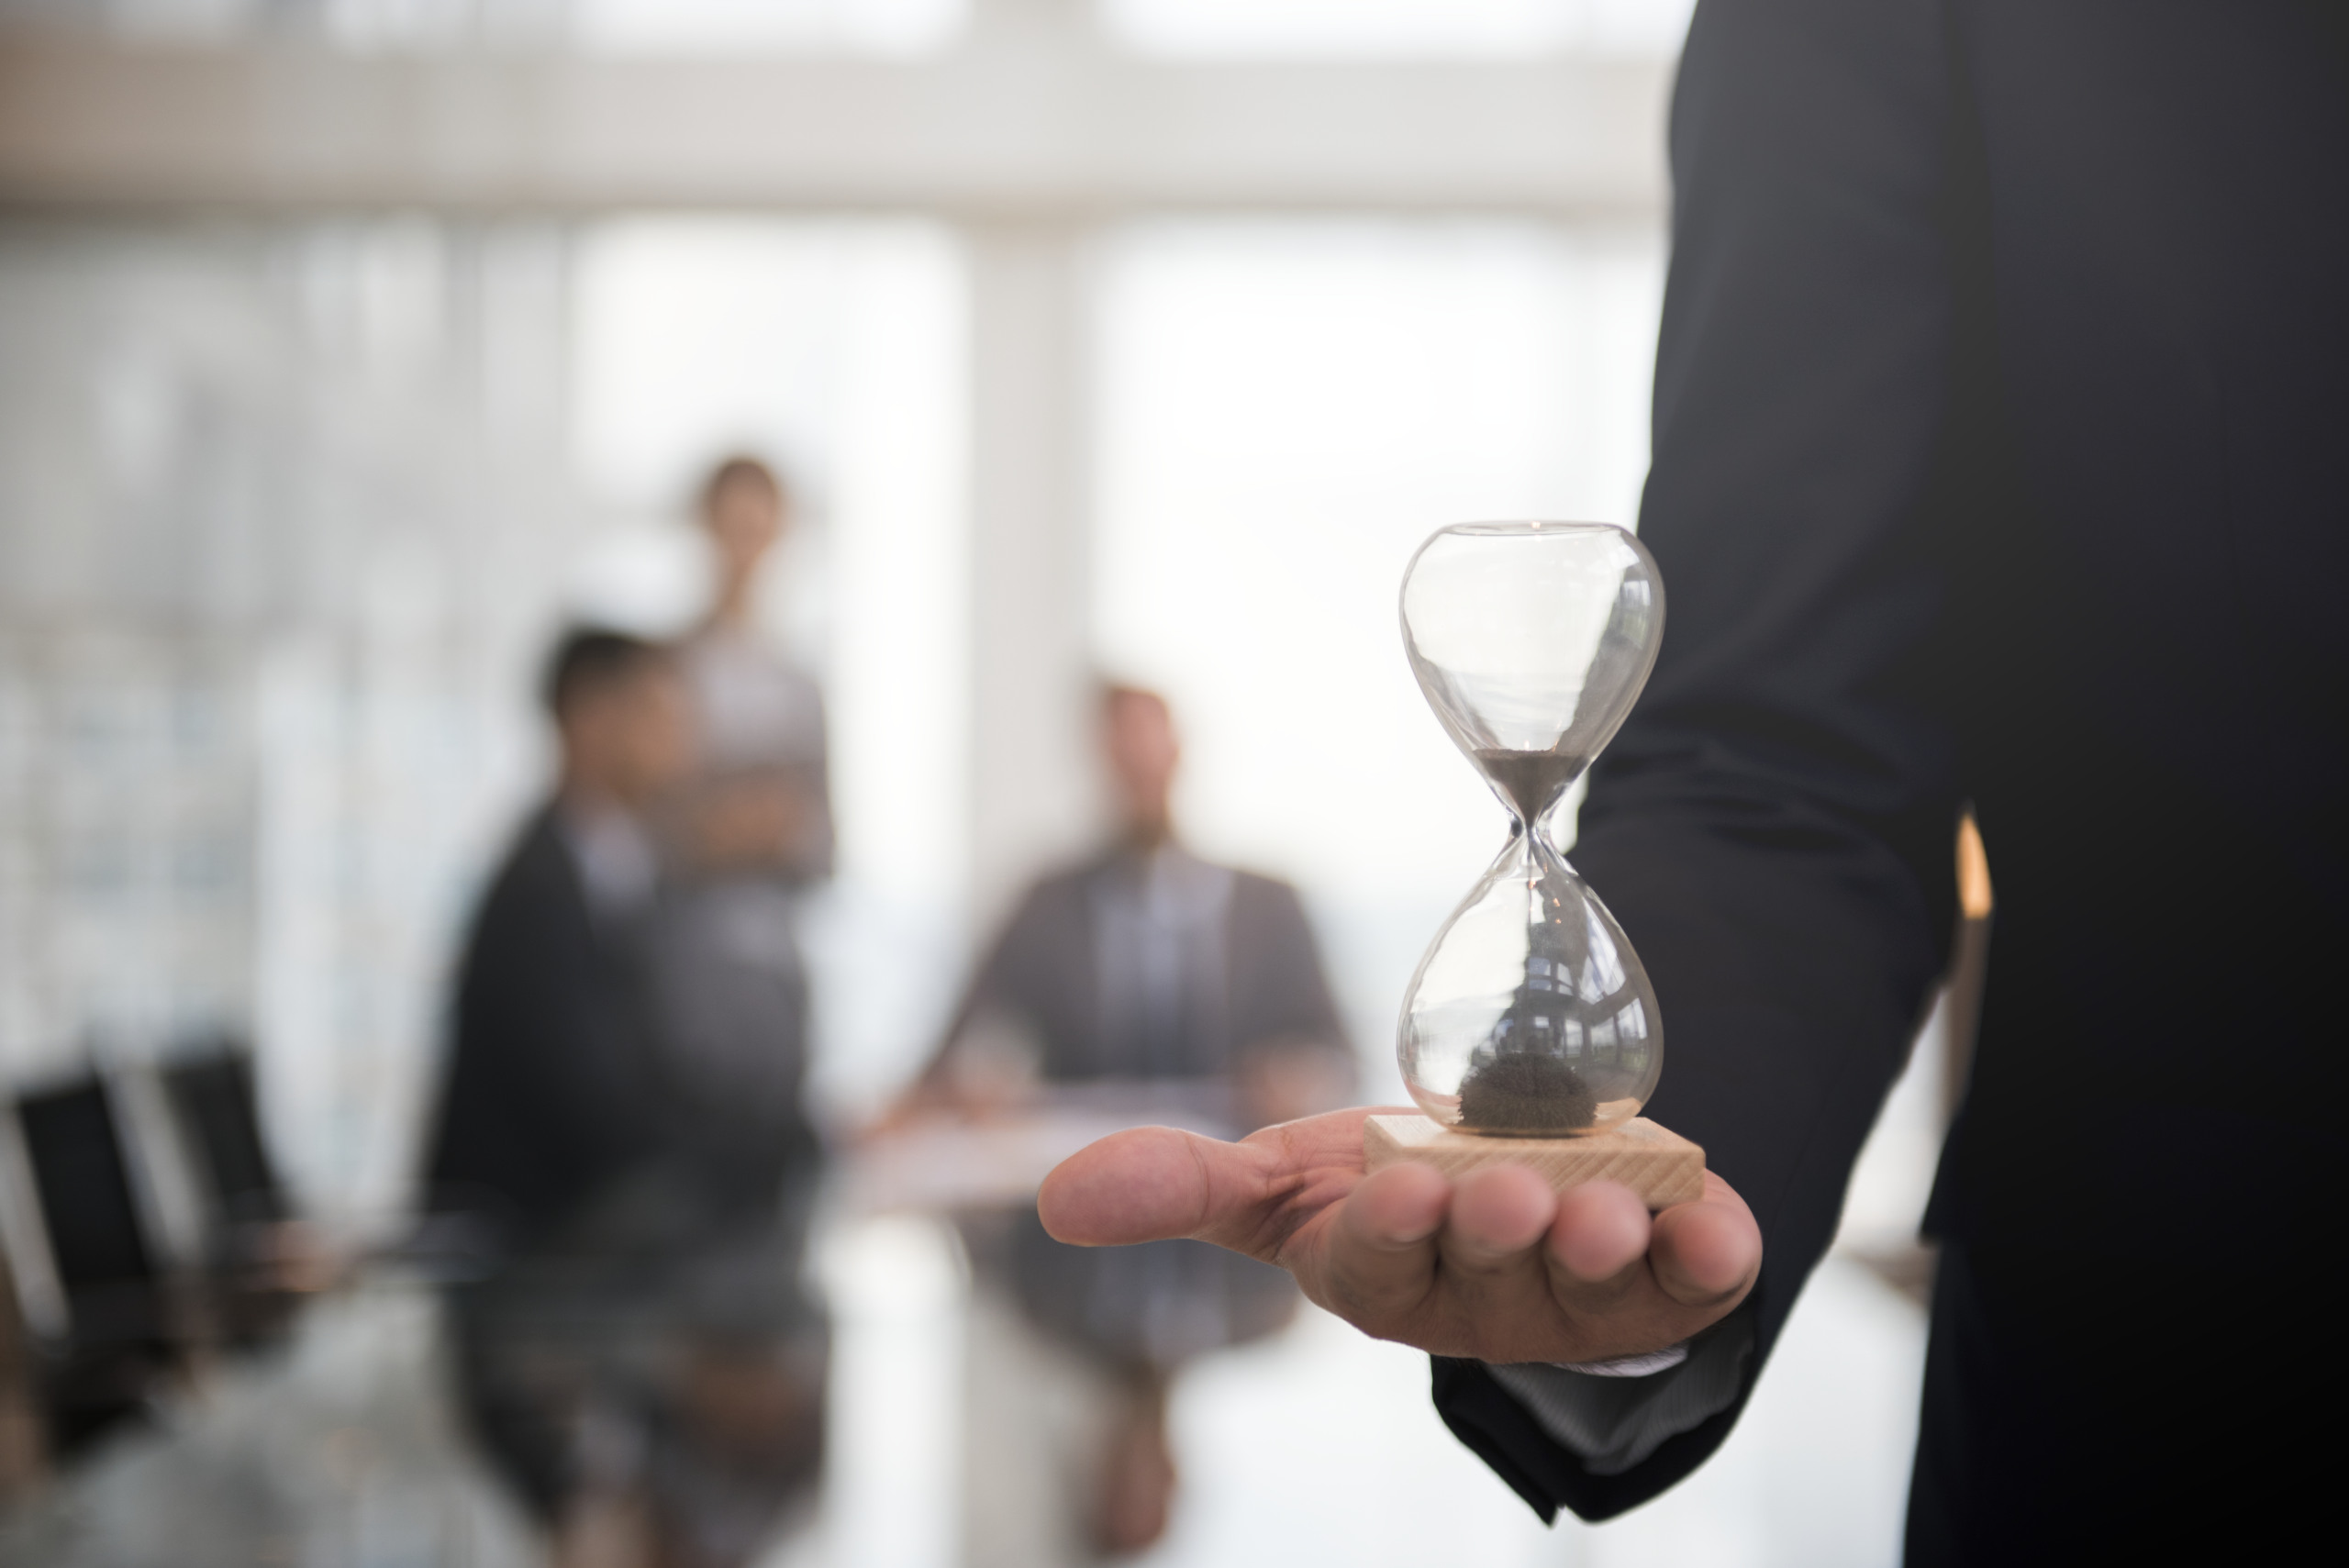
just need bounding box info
[160,1051,284,1231]
[13,1080,155,1300]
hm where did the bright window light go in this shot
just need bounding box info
[570,217,968,1118]
[1091,219,1664,1081]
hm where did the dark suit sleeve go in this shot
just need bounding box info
[1431,0,1970,1520]
[428,818,656,1233]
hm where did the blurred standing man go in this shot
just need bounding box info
[913,686,1354,1565]
[1041,2,2347,1562]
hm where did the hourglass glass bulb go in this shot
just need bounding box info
[1397,523,1666,1136]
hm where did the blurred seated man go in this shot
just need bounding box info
[425,629,825,1568]
[429,629,687,1257]
[907,684,1355,1564]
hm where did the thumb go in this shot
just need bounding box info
[1039,1126,1243,1247]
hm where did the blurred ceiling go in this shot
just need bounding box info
[0,15,1670,215]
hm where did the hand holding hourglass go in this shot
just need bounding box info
[1039,524,1759,1370]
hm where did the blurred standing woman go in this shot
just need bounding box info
[629,456,838,1566]
[678,457,833,887]
[653,451,835,1236]
[655,456,832,1224]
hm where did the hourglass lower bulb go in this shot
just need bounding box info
[1364,522,1704,1204]
[1409,828,1659,1134]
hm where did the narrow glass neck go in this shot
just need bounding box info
[1504,813,1573,870]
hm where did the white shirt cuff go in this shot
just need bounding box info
[1486,1312,1753,1476]
[1551,1343,1690,1378]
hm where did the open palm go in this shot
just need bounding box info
[1039,1106,1759,1365]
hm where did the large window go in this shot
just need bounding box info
[1093,219,1665,1089]
[0,215,966,1209]
[568,217,967,1120]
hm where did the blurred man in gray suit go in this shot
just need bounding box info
[913,684,1354,1563]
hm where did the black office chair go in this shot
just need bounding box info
[159,1046,301,1343]
[12,1076,179,1456]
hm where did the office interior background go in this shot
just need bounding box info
[0,3,1954,1564]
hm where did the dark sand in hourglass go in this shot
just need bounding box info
[1472,748,1590,825]
[1458,1052,1598,1134]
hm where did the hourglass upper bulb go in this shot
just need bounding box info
[1396,522,1667,1136]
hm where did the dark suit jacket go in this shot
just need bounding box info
[425,806,660,1244]
[1432,0,2346,1551]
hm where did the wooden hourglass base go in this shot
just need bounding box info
[1363,1114,1706,1210]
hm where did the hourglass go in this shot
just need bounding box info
[1362,522,1705,1207]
